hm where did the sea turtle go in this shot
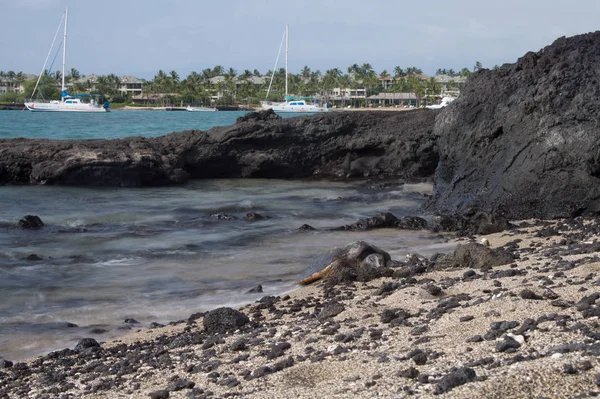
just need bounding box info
[297,241,391,285]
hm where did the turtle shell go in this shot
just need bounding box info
[296,249,342,285]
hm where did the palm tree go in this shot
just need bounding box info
[169,70,180,92]
[301,65,311,79]
[212,65,224,77]
[70,68,81,81]
[473,61,483,72]
[393,66,406,78]
[14,72,26,93]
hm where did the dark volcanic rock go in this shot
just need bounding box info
[18,215,44,229]
[203,307,250,334]
[0,110,438,186]
[427,31,600,219]
[74,338,100,352]
[236,108,281,123]
[434,242,514,270]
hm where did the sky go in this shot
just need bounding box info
[2,0,599,80]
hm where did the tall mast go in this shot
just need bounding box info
[285,24,288,99]
[61,7,68,97]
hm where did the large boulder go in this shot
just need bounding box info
[427,31,600,219]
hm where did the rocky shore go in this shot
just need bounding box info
[2,218,600,398]
[3,28,600,399]
[0,109,438,186]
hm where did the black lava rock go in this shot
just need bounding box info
[203,307,250,334]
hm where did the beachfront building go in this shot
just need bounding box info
[324,87,367,108]
[0,73,33,94]
[366,92,421,107]
[119,76,143,96]
[434,74,467,95]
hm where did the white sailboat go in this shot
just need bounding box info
[261,25,328,114]
[186,105,217,112]
[24,7,109,113]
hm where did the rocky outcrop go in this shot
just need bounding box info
[0,110,438,187]
[427,31,600,220]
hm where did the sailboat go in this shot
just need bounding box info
[24,7,109,112]
[260,25,328,113]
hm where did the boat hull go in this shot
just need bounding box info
[186,107,217,112]
[260,101,328,113]
[24,102,108,113]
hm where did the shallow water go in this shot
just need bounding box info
[0,111,455,361]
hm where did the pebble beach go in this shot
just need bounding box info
[3,217,600,398]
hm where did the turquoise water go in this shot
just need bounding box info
[0,110,254,140]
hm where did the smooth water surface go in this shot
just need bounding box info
[0,110,255,140]
[0,110,456,361]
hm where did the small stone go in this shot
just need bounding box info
[148,390,169,399]
[412,352,427,365]
[520,289,543,300]
[424,284,443,296]
[563,363,578,374]
[399,367,419,379]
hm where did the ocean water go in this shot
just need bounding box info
[0,110,455,361]
[0,110,253,140]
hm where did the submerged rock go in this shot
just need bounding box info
[18,215,44,229]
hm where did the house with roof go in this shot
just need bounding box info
[119,75,143,96]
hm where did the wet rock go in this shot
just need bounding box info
[236,108,281,123]
[203,307,250,334]
[244,212,265,221]
[396,216,428,230]
[26,254,43,261]
[0,359,13,368]
[18,215,44,229]
[246,285,263,294]
[210,213,237,220]
[299,224,316,230]
[337,212,398,231]
[74,338,100,352]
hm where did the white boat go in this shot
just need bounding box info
[186,106,217,112]
[261,25,328,114]
[24,7,109,113]
[425,96,456,110]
